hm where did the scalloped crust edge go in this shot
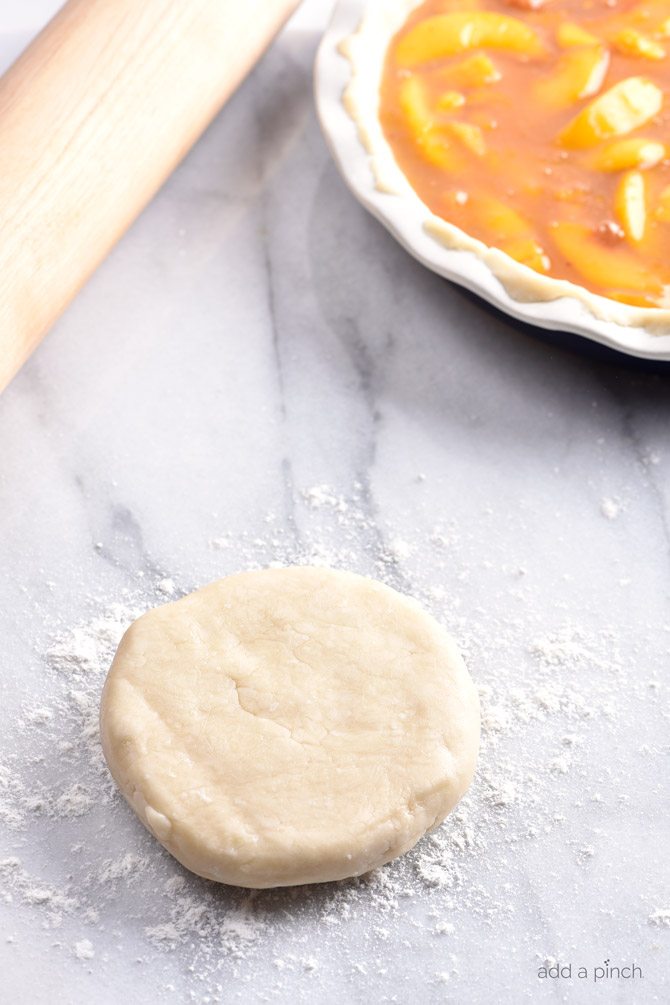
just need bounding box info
[337,0,670,336]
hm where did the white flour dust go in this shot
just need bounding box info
[0,482,667,999]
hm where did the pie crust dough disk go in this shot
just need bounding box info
[100,567,480,888]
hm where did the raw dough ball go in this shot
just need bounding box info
[100,567,479,888]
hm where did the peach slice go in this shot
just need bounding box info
[437,90,466,112]
[504,237,550,272]
[399,77,461,170]
[595,137,666,171]
[612,29,665,61]
[471,196,534,240]
[536,45,609,108]
[438,53,501,89]
[395,12,543,67]
[614,171,647,241]
[603,291,660,308]
[556,22,600,48]
[470,197,548,271]
[551,221,660,293]
[399,76,434,138]
[559,77,663,149]
[446,120,487,155]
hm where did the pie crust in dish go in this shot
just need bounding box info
[315,0,670,358]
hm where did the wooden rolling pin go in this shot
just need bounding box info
[0,0,300,392]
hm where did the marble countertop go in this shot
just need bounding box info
[1,2,669,1002]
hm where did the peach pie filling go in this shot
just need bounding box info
[380,0,670,307]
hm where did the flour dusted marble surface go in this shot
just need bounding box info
[1,3,669,1003]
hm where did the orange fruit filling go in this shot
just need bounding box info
[380,0,670,307]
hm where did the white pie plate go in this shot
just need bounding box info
[314,0,670,361]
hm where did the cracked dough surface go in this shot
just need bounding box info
[100,567,480,888]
